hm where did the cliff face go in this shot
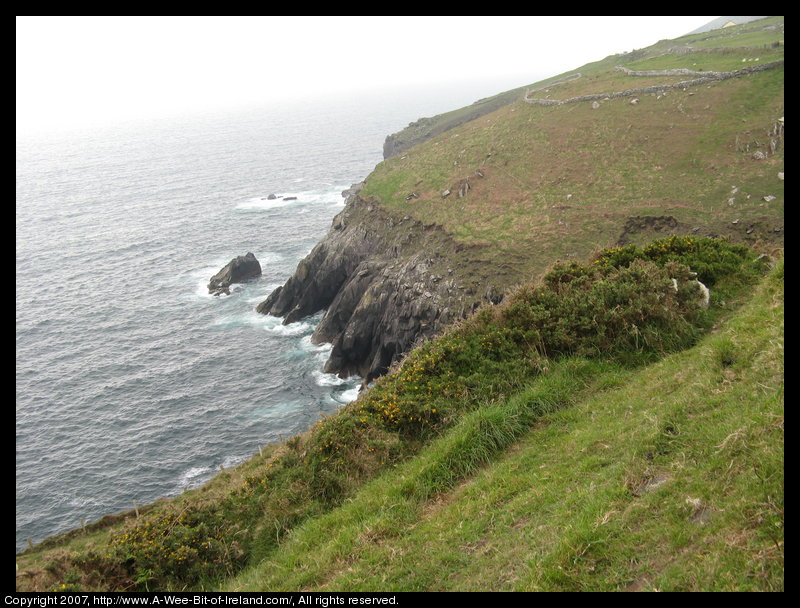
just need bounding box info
[257,195,498,382]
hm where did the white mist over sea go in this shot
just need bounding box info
[15,79,524,552]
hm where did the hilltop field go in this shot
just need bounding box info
[367,17,783,288]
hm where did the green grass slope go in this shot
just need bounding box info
[227,259,783,592]
[362,17,783,285]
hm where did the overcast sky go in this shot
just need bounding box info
[16,16,716,136]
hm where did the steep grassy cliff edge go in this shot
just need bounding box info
[229,260,784,592]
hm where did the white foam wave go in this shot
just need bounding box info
[251,312,312,335]
[301,187,348,206]
[312,369,349,386]
[250,401,297,419]
[209,309,312,337]
[178,466,213,489]
[299,334,331,353]
[298,336,334,366]
[196,279,219,298]
[268,321,313,336]
[211,313,247,328]
[335,386,361,403]
[246,289,276,306]
[255,252,284,265]
[236,197,295,211]
[67,495,104,508]
[222,454,248,469]
[236,186,346,212]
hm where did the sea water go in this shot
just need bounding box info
[16,81,518,552]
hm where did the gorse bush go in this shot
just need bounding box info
[593,235,756,286]
[107,507,236,589]
[50,237,762,591]
[500,258,704,358]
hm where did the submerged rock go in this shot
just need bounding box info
[208,252,262,296]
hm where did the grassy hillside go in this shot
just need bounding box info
[382,83,533,159]
[16,18,784,592]
[363,17,783,286]
[227,260,783,592]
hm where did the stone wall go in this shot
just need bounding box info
[615,66,728,78]
[523,60,783,107]
[524,72,582,96]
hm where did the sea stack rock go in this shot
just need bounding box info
[208,252,262,296]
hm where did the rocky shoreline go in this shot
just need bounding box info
[256,194,499,382]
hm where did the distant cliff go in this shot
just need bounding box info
[382,84,531,159]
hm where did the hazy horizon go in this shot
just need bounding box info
[16,16,717,137]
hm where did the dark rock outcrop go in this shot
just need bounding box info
[341,182,365,199]
[617,216,683,246]
[256,195,498,382]
[208,252,262,296]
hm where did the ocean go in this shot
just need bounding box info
[15,80,522,552]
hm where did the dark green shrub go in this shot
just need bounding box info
[502,258,703,359]
[594,235,755,285]
[108,507,235,589]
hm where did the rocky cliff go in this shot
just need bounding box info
[256,195,501,382]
